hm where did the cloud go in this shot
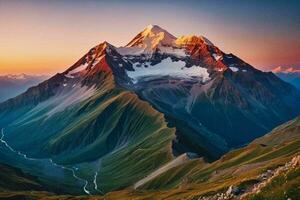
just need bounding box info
[272,66,300,73]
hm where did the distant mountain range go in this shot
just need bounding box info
[275,72,300,90]
[0,25,299,198]
[271,66,300,90]
[0,74,48,103]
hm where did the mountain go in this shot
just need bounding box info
[272,66,300,90]
[0,41,176,194]
[275,72,300,90]
[0,25,300,196]
[116,25,300,152]
[0,74,48,103]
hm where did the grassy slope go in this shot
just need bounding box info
[0,163,44,192]
[0,74,176,193]
[0,117,298,199]
[245,166,300,200]
[46,88,176,192]
[98,116,300,199]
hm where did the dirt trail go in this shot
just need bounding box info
[134,153,190,189]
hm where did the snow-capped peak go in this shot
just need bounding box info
[117,25,217,58]
[64,41,114,78]
[176,35,214,46]
[117,25,178,56]
[126,24,177,48]
[142,24,170,36]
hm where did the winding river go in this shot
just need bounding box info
[0,128,91,195]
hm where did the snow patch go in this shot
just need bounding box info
[91,57,102,68]
[69,63,88,74]
[127,57,210,83]
[213,53,222,61]
[65,55,103,78]
[117,46,145,56]
[158,46,187,57]
[65,74,74,79]
[66,62,89,78]
[229,67,239,72]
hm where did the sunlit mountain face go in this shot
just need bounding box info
[0,25,299,200]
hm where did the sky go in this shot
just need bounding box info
[0,0,299,75]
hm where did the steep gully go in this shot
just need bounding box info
[0,128,103,195]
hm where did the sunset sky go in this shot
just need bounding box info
[0,0,299,75]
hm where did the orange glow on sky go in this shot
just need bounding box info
[0,1,299,75]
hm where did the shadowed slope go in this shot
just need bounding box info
[0,163,44,192]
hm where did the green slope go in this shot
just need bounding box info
[0,73,176,193]
[245,166,300,200]
[0,163,44,192]
[107,116,300,199]
[0,108,299,200]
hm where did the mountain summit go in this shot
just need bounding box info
[118,25,177,55]
[118,25,218,59]
[126,25,177,48]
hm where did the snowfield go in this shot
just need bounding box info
[158,46,187,57]
[68,63,89,75]
[127,57,210,83]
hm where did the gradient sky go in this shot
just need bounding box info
[0,0,299,75]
